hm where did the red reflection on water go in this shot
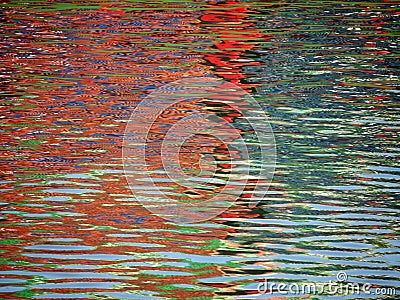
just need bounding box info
[0,1,276,297]
[201,1,274,91]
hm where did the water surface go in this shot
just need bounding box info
[0,1,399,299]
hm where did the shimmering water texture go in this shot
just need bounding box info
[122,76,275,223]
[1,1,399,299]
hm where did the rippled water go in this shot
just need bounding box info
[1,1,399,299]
